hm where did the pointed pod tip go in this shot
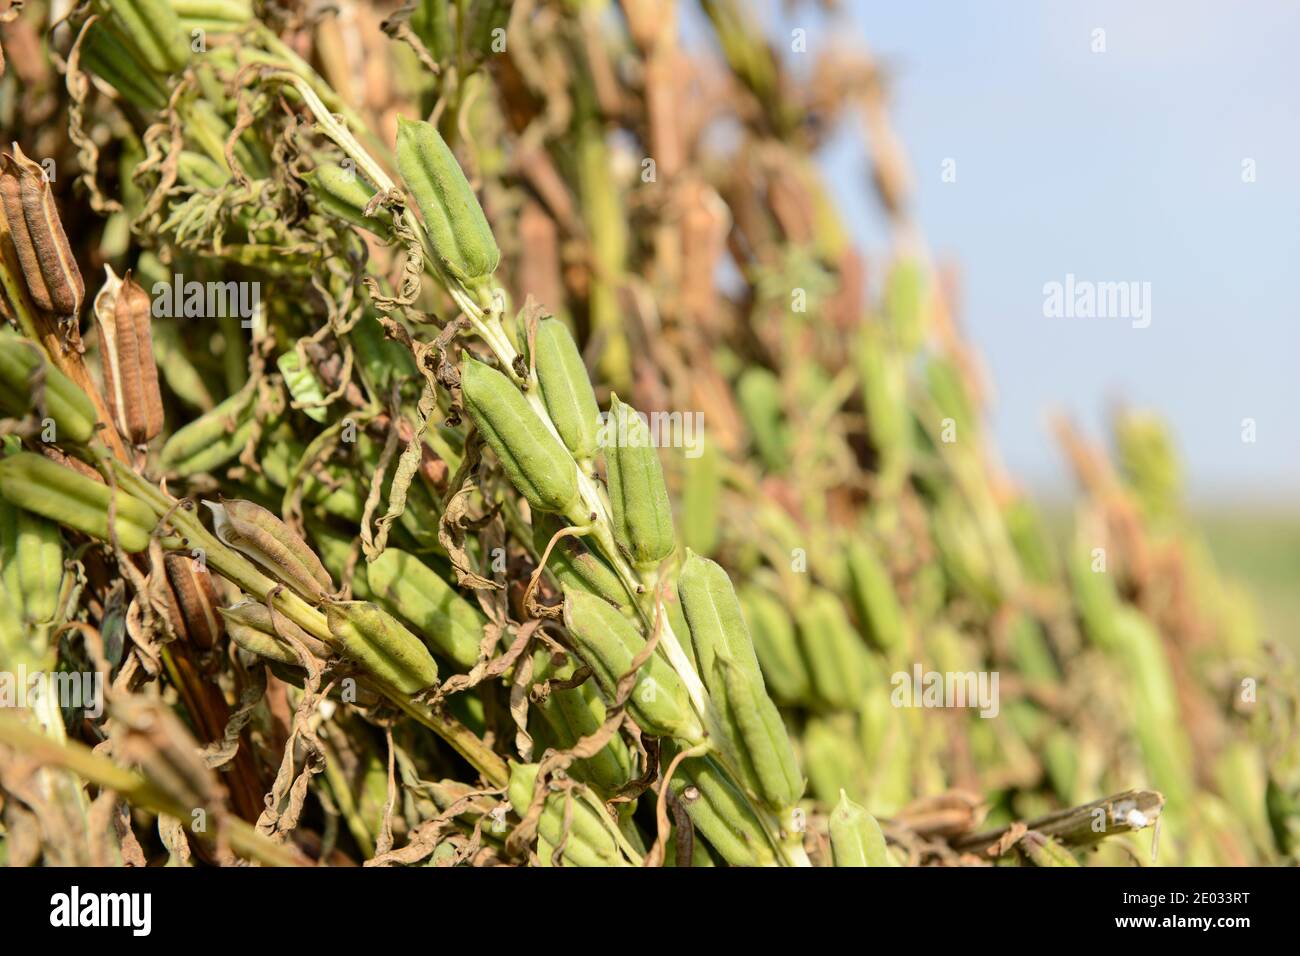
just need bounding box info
[831,789,865,822]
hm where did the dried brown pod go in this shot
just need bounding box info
[0,145,84,317]
[93,267,164,445]
[163,551,224,650]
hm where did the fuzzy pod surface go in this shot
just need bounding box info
[533,318,601,462]
[460,355,582,521]
[395,117,500,289]
[604,395,675,571]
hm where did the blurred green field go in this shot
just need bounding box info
[1198,510,1300,655]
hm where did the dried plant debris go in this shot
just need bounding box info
[0,0,1290,870]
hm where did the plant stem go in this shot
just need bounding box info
[449,287,807,866]
[0,710,305,867]
[102,455,509,787]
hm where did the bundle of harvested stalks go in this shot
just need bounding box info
[0,0,1291,870]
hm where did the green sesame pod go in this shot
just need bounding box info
[932,494,998,608]
[925,356,976,439]
[303,163,392,238]
[507,761,631,867]
[0,494,30,629]
[1115,411,1182,522]
[0,329,98,445]
[220,600,333,665]
[1212,741,1272,856]
[1041,727,1082,805]
[366,548,485,671]
[562,590,704,744]
[224,601,384,707]
[533,318,600,462]
[715,656,803,809]
[680,439,722,557]
[98,0,190,74]
[1068,543,1121,648]
[0,452,155,553]
[159,387,257,476]
[1113,607,1193,805]
[277,350,328,424]
[604,395,675,571]
[1003,497,1057,584]
[884,258,927,354]
[857,697,912,816]
[844,538,907,654]
[854,324,910,497]
[0,575,22,652]
[1266,773,1300,857]
[678,552,767,693]
[325,601,439,696]
[910,559,947,627]
[801,714,869,807]
[829,790,891,867]
[927,621,974,678]
[531,513,629,611]
[0,497,21,610]
[678,552,801,807]
[574,101,630,390]
[14,508,64,627]
[206,499,334,601]
[460,356,583,521]
[794,588,872,710]
[395,117,500,289]
[738,585,810,704]
[1007,612,1059,684]
[666,748,776,867]
[736,367,788,472]
[411,0,453,63]
[533,832,557,868]
[530,649,634,795]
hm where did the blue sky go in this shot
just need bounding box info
[686,1,1300,505]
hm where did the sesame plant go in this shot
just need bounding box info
[0,0,1293,868]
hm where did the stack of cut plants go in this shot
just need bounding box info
[0,0,1293,867]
